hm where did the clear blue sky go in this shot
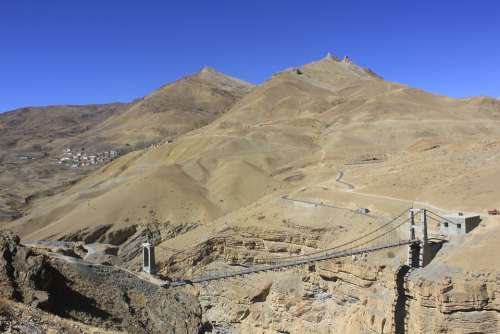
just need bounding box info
[1,0,499,112]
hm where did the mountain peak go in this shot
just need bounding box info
[194,66,253,91]
[319,53,352,64]
[200,66,217,74]
[323,52,340,61]
[263,54,383,90]
[342,56,352,64]
[195,66,232,79]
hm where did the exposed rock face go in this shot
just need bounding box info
[163,226,326,278]
[157,227,498,333]
[0,230,202,333]
[4,217,497,334]
[193,259,499,333]
[194,258,399,334]
[405,269,499,333]
[193,258,499,334]
[47,259,202,333]
[13,221,495,333]
[342,56,352,63]
[55,221,198,265]
[0,231,52,305]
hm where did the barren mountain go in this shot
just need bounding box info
[72,66,253,148]
[8,55,500,239]
[0,103,128,221]
[2,55,500,333]
[0,68,252,222]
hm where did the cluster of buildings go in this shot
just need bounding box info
[57,147,118,168]
[146,139,174,151]
[18,155,35,160]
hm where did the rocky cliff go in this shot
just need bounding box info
[405,268,499,333]
[193,258,498,333]
[0,231,202,333]
[155,224,498,334]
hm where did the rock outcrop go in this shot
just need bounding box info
[342,56,352,64]
[405,269,499,333]
[157,226,499,333]
[0,231,52,306]
[0,230,202,333]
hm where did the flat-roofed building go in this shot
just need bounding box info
[440,213,480,235]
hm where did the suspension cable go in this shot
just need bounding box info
[337,217,411,253]
[164,208,411,271]
[206,217,412,272]
[426,210,459,226]
[250,208,411,264]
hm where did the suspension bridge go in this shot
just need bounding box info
[156,208,453,288]
[26,208,460,290]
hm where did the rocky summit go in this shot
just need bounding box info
[1,54,499,333]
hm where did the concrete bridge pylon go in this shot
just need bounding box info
[407,208,434,268]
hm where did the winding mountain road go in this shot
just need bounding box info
[335,170,354,190]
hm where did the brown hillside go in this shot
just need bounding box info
[8,55,500,243]
[0,103,127,221]
[76,66,253,147]
[3,54,500,333]
[0,68,252,222]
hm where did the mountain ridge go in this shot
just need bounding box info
[2,54,500,333]
[0,67,253,222]
[6,55,500,240]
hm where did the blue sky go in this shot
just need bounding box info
[1,0,499,112]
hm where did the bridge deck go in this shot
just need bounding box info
[166,239,416,287]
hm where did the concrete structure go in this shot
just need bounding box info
[440,213,481,235]
[142,242,156,275]
[407,209,419,267]
[407,208,441,268]
[357,207,370,214]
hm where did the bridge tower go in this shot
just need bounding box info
[407,208,430,268]
[142,241,156,275]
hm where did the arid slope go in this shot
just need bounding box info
[0,68,252,222]
[79,66,253,147]
[7,55,500,243]
[3,54,500,333]
[0,103,128,221]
